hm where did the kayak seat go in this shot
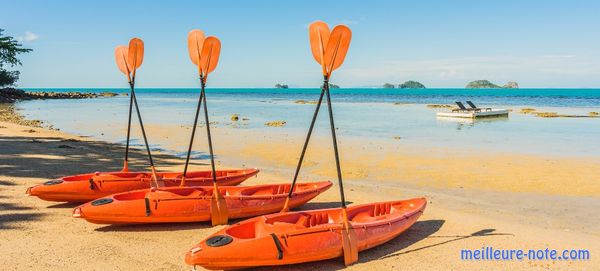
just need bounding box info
[301,212,330,227]
[113,190,149,201]
[293,183,315,192]
[265,212,331,228]
[96,173,146,181]
[350,202,394,223]
[239,184,291,196]
[164,188,205,197]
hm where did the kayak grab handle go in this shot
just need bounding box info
[144,198,151,216]
[270,234,283,260]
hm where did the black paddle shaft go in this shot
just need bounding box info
[286,87,326,199]
[287,76,347,208]
[323,77,347,208]
[124,82,135,161]
[200,77,218,183]
[129,79,155,168]
[182,76,204,178]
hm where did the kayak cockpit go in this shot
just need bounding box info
[160,168,259,180]
[348,199,426,223]
[237,182,324,197]
[224,199,426,240]
[226,211,337,240]
[112,187,212,201]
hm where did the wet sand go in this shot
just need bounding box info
[1,115,599,270]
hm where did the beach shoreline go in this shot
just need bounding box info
[1,102,599,270]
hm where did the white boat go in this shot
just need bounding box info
[436,109,509,119]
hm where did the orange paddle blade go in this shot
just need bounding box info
[210,183,228,226]
[323,25,352,76]
[308,21,330,66]
[341,208,359,265]
[114,45,130,76]
[127,38,144,71]
[199,36,221,76]
[187,29,206,66]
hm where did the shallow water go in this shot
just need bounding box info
[17,88,600,157]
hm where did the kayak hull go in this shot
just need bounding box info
[73,181,332,224]
[185,198,426,270]
[26,168,259,202]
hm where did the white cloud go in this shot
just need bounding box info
[17,31,39,42]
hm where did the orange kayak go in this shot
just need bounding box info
[72,181,332,224]
[184,198,426,270]
[26,168,259,202]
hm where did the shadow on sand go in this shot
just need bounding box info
[95,222,214,232]
[0,134,206,230]
[0,135,193,180]
[0,213,46,230]
[379,228,513,260]
[46,202,81,209]
[244,220,513,271]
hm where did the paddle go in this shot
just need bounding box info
[283,20,358,265]
[115,46,133,172]
[185,30,226,226]
[114,38,160,188]
[181,29,206,187]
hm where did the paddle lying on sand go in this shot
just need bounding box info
[282,20,357,265]
[186,30,227,226]
[115,38,160,188]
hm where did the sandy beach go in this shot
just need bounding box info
[4,1,600,269]
[1,103,599,270]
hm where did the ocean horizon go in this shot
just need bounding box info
[21,88,600,107]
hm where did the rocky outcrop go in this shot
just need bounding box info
[294,100,318,105]
[1,88,120,103]
[275,84,288,89]
[503,81,519,88]
[383,83,395,89]
[466,80,519,89]
[0,103,43,127]
[399,80,426,89]
[465,80,500,89]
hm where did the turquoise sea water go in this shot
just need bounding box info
[24,88,600,107]
[17,88,600,157]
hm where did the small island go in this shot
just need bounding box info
[275,83,288,89]
[382,83,396,89]
[466,80,520,89]
[329,83,340,89]
[465,80,500,89]
[399,80,426,89]
[503,81,519,88]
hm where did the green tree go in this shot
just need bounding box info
[0,29,32,86]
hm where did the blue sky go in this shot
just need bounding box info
[3,0,600,88]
